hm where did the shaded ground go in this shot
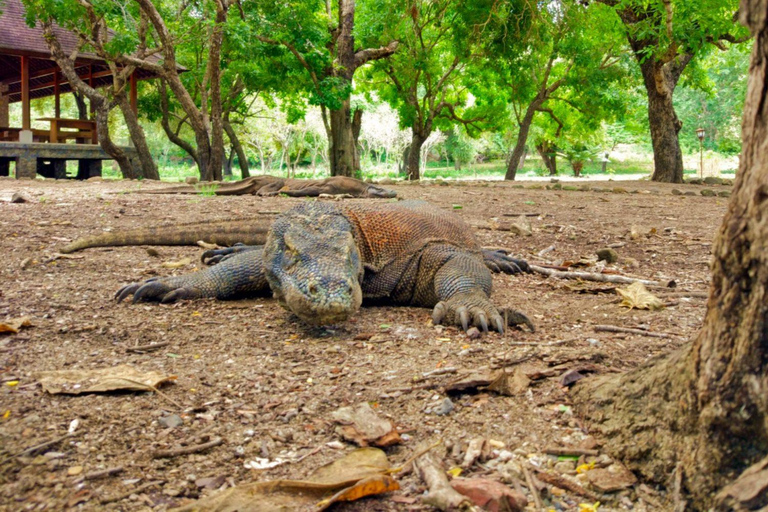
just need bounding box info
[0,176,731,511]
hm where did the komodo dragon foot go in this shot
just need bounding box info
[431,291,535,334]
[482,249,530,274]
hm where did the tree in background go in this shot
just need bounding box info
[497,0,627,180]
[370,0,507,179]
[249,0,398,178]
[597,0,747,183]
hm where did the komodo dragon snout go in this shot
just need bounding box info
[264,209,363,325]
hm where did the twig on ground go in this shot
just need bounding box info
[594,325,673,338]
[414,444,476,511]
[100,480,165,504]
[534,470,599,501]
[1,433,76,464]
[530,264,665,287]
[126,342,170,353]
[658,290,709,298]
[673,462,686,512]
[74,466,124,483]
[537,245,555,257]
[422,367,458,378]
[504,338,575,347]
[293,446,323,464]
[522,465,543,511]
[153,437,223,459]
[503,213,541,217]
[544,447,599,457]
[384,382,442,394]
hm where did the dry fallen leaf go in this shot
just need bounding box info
[331,402,401,447]
[34,364,177,394]
[616,282,664,310]
[161,257,192,269]
[0,316,31,334]
[173,447,398,512]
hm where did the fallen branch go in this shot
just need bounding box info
[101,480,164,504]
[594,325,673,339]
[153,437,223,459]
[414,444,476,511]
[504,212,541,217]
[534,470,599,501]
[126,342,170,353]
[544,447,599,457]
[522,465,543,511]
[530,264,664,287]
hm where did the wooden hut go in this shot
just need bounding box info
[0,0,161,178]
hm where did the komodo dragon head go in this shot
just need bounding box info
[264,203,363,325]
[364,184,397,198]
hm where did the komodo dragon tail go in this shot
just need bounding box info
[60,219,269,253]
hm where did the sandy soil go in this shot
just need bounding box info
[0,176,732,511]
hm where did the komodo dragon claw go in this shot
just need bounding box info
[116,278,202,303]
[431,292,535,334]
[482,249,530,274]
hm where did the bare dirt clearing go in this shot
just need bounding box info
[0,177,730,510]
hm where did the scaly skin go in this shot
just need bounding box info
[116,201,533,333]
[129,176,397,198]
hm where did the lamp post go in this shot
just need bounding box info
[696,127,705,179]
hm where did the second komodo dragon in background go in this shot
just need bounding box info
[116,200,534,333]
[132,175,397,198]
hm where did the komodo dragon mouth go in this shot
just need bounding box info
[264,207,364,325]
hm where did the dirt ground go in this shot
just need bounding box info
[0,176,732,511]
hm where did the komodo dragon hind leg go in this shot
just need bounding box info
[482,249,530,274]
[116,250,269,303]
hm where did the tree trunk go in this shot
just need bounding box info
[406,131,426,180]
[535,141,557,175]
[642,63,684,183]
[223,118,249,179]
[223,147,234,177]
[505,101,540,180]
[628,41,691,183]
[115,94,159,180]
[73,92,88,120]
[329,98,358,177]
[572,7,768,507]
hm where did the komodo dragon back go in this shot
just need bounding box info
[338,200,480,270]
[60,219,270,254]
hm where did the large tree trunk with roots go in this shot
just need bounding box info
[572,3,768,507]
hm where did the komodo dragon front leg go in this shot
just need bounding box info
[116,249,269,303]
[415,245,533,333]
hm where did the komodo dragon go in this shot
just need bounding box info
[133,175,397,198]
[115,200,534,333]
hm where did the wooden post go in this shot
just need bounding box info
[21,56,30,130]
[54,69,60,119]
[130,71,138,115]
